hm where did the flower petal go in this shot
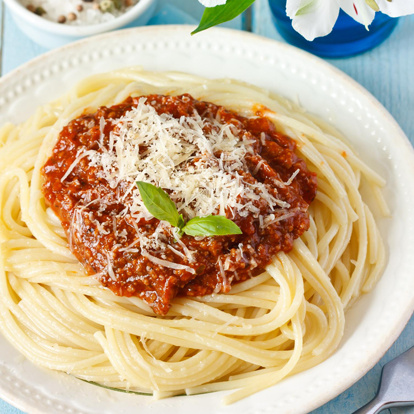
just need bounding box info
[198,0,227,7]
[339,0,375,27]
[376,0,414,17]
[287,0,340,41]
[286,0,313,18]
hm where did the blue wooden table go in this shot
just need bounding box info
[0,1,413,413]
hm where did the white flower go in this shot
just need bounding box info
[287,0,414,41]
[198,0,227,7]
[196,0,414,39]
[375,0,414,17]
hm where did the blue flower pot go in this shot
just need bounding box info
[268,0,399,58]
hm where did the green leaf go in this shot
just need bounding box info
[177,214,185,229]
[136,181,181,227]
[182,215,242,237]
[136,182,242,238]
[192,0,255,35]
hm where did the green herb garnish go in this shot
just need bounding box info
[136,181,242,237]
[191,0,255,35]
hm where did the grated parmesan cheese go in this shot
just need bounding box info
[59,95,308,274]
[80,97,290,226]
[141,250,196,274]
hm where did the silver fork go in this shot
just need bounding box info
[353,346,414,414]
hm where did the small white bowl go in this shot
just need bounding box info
[3,0,158,49]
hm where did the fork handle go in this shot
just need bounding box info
[352,397,385,414]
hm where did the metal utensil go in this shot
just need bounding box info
[353,346,414,414]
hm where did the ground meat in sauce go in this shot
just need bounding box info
[42,94,317,315]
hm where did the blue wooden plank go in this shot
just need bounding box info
[153,0,242,29]
[2,6,47,74]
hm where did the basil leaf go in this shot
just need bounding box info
[192,0,255,35]
[178,214,185,229]
[136,181,181,227]
[136,182,242,238]
[182,215,242,237]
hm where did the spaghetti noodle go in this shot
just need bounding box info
[0,68,387,403]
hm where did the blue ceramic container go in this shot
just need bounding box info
[268,0,399,57]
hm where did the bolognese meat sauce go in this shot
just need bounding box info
[42,94,317,315]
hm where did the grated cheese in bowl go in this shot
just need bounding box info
[20,0,138,25]
[4,0,156,48]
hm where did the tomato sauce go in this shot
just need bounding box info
[42,94,317,315]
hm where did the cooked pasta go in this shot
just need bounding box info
[0,68,386,404]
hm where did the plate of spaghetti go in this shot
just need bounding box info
[0,26,413,414]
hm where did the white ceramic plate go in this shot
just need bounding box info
[0,26,413,414]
